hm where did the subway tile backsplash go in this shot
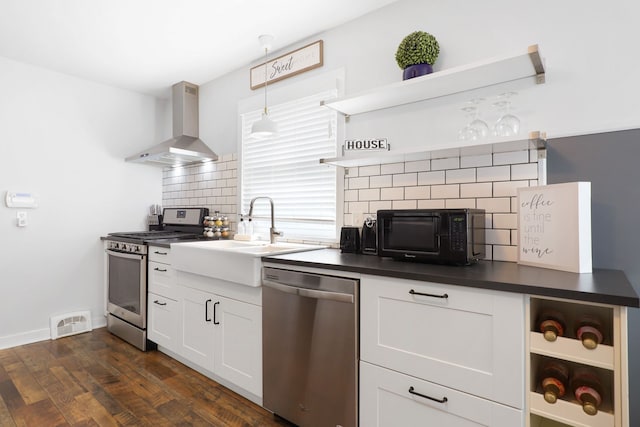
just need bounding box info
[161,149,544,263]
[344,148,544,262]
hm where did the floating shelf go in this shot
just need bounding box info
[320,131,546,168]
[321,44,545,117]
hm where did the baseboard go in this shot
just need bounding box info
[0,315,107,350]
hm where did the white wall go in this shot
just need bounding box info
[0,56,164,348]
[199,0,640,155]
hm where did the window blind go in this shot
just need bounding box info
[240,89,338,241]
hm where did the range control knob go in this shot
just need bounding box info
[121,244,128,251]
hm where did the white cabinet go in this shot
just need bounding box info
[360,274,525,409]
[147,245,180,352]
[178,272,263,398]
[360,361,523,427]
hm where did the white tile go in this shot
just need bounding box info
[359,165,381,176]
[445,199,476,209]
[511,197,519,213]
[345,167,359,178]
[493,213,518,229]
[492,245,518,262]
[393,173,418,187]
[493,180,529,197]
[381,163,404,174]
[405,160,430,173]
[446,168,476,184]
[343,213,354,226]
[349,177,369,189]
[347,201,369,215]
[418,199,445,209]
[529,149,539,162]
[461,154,492,168]
[392,200,417,209]
[486,229,511,245]
[477,197,511,213]
[431,184,459,199]
[370,200,392,213]
[432,157,460,170]
[418,170,445,185]
[404,186,431,199]
[381,187,404,200]
[370,175,392,188]
[484,245,493,261]
[460,182,492,198]
[344,189,358,202]
[358,188,380,201]
[511,163,538,180]
[511,229,518,244]
[477,165,511,182]
[493,151,529,165]
[484,214,493,228]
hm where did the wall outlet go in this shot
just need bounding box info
[17,211,28,227]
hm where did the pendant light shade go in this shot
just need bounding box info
[250,34,278,139]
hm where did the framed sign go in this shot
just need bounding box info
[517,182,592,273]
[250,40,323,90]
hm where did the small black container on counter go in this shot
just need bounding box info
[361,218,377,255]
[340,227,361,253]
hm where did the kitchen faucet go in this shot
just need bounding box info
[247,196,282,244]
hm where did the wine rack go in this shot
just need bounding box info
[527,296,626,427]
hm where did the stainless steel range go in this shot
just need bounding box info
[104,207,208,350]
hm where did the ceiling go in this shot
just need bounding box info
[0,0,399,98]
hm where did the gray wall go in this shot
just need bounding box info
[547,129,640,424]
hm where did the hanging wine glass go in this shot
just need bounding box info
[457,106,479,142]
[467,98,489,138]
[493,92,520,137]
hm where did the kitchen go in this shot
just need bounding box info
[1,0,639,426]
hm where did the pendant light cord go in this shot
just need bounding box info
[263,47,269,115]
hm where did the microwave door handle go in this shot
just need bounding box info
[471,214,482,256]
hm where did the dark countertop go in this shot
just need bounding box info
[264,249,640,307]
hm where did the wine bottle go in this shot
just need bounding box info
[537,309,566,342]
[575,314,604,350]
[571,366,604,415]
[539,360,570,404]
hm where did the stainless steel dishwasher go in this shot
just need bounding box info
[262,266,359,427]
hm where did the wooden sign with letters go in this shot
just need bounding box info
[517,182,592,273]
[250,40,323,90]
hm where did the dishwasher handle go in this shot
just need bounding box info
[263,279,354,304]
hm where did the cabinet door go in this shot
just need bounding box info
[179,286,214,370]
[360,361,523,427]
[148,292,179,351]
[213,296,262,397]
[148,261,177,299]
[148,246,171,263]
[361,274,525,409]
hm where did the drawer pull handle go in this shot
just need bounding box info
[153,267,168,272]
[409,289,448,299]
[408,386,448,404]
[153,300,167,306]
[154,251,168,255]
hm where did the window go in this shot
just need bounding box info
[240,89,338,241]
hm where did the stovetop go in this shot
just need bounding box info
[108,230,199,241]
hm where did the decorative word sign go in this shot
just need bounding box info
[343,138,389,153]
[250,40,323,90]
[517,182,592,273]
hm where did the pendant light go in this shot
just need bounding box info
[251,34,278,138]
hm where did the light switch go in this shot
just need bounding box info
[17,211,28,227]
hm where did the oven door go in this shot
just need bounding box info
[105,249,147,329]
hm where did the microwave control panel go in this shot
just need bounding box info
[449,214,466,252]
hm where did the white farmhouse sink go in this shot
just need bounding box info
[171,240,325,287]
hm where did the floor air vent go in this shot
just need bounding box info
[50,311,92,340]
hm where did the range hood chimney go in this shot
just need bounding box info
[126,81,218,167]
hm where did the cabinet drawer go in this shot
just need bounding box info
[148,293,179,351]
[149,246,171,263]
[148,261,177,298]
[360,361,523,427]
[361,274,525,409]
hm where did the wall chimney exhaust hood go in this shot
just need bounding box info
[126,81,218,167]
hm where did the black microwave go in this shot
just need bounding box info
[377,209,485,265]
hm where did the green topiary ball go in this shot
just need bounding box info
[395,31,440,69]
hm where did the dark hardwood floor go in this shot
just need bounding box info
[0,327,290,426]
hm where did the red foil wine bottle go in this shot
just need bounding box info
[539,360,570,404]
[537,309,566,342]
[575,314,605,350]
[571,366,604,415]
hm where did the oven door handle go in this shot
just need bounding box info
[105,249,145,261]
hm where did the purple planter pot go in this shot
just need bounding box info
[402,63,433,80]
